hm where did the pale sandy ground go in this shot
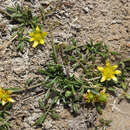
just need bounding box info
[0,0,130,129]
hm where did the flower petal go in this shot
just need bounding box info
[112,75,117,82]
[8,98,15,103]
[100,76,106,82]
[97,66,104,72]
[30,38,35,42]
[0,88,3,92]
[2,100,6,106]
[115,70,121,75]
[32,41,38,48]
[106,59,110,67]
[42,32,47,37]
[7,90,12,94]
[40,39,44,44]
[112,65,118,70]
[36,26,40,32]
[29,32,34,37]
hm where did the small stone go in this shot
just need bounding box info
[120,0,127,4]
[83,7,89,13]
[71,24,81,31]
[45,120,52,129]
[54,38,60,43]
[23,122,30,129]
[88,5,93,9]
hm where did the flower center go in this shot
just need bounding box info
[0,93,8,101]
[34,32,43,41]
[103,67,114,78]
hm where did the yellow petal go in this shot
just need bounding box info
[2,100,6,106]
[100,76,106,82]
[30,38,35,42]
[40,39,44,44]
[8,98,15,103]
[29,32,34,37]
[0,88,2,92]
[36,26,40,32]
[97,66,104,72]
[112,65,118,70]
[7,90,12,94]
[32,41,38,48]
[106,59,110,67]
[112,75,117,82]
[42,32,47,37]
[115,70,121,75]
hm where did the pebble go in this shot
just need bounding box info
[71,24,81,31]
[83,7,89,13]
[88,5,94,9]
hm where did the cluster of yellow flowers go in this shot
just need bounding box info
[84,60,121,103]
[29,26,122,104]
[0,88,15,106]
[84,89,107,103]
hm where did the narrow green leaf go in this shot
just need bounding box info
[38,100,45,110]
[125,94,130,100]
[72,37,76,46]
[73,104,78,113]
[121,82,127,90]
[95,103,102,114]
[51,96,59,106]
[6,7,16,14]
[35,112,47,126]
[50,112,59,120]
[107,87,116,92]
[26,78,33,86]
[44,89,51,101]
[5,88,21,93]
[111,51,120,55]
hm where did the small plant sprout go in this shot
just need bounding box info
[97,59,121,82]
[0,88,15,106]
[84,89,95,103]
[29,26,47,48]
[96,89,107,103]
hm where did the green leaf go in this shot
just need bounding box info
[44,89,51,101]
[38,100,45,110]
[6,7,17,14]
[95,103,102,114]
[26,78,33,86]
[16,41,24,52]
[51,96,59,106]
[121,82,127,90]
[73,104,78,113]
[90,89,100,96]
[50,112,59,120]
[5,88,21,93]
[72,37,76,46]
[107,87,116,92]
[111,51,120,55]
[35,112,47,126]
[125,94,130,100]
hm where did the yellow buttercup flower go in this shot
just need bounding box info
[83,90,95,103]
[97,60,121,82]
[0,88,15,106]
[29,26,47,48]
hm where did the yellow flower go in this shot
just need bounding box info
[83,90,95,103]
[29,26,47,48]
[0,88,15,106]
[97,60,121,82]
